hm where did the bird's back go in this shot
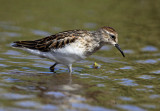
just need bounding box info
[12,29,90,52]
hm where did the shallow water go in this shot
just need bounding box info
[0,0,160,111]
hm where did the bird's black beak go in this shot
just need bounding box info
[115,44,125,57]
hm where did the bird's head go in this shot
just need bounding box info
[99,26,125,57]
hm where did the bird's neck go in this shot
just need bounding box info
[91,30,106,45]
[84,31,105,56]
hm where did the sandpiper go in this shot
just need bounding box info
[12,26,125,74]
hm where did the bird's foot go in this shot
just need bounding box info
[50,67,56,73]
[49,63,58,73]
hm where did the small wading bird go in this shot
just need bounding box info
[12,26,125,74]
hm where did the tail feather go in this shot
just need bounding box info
[12,41,37,49]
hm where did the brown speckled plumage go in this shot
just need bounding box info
[14,29,90,52]
[102,26,116,32]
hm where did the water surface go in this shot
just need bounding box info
[0,0,160,111]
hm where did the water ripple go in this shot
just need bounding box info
[106,70,115,74]
[141,104,156,109]
[136,59,157,64]
[4,50,21,56]
[123,49,134,54]
[92,55,126,63]
[84,22,97,28]
[138,75,156,79]
[0,63,8,67]
[119,96,133,101]
[151,70,160,74]
[144,85,153,88]
[15,101,42,108]
[0,32,21,37]
[31,29,51,36]
[1,93,35,100]
[149,94,160,99]
[118,78,138,86]
[141,46,158,52]
[101,46,112,51]
[72,103,116,111]
[97,84,105,87]
[3,77,21,83]
[0,57,5,60]
[0,23,21,31]
[52,26,62,32]
[117,104,146,111]
[45,91,65,98]
[119,66,133,70]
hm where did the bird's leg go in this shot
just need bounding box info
[67,64,72,75]
[50,63,58,72]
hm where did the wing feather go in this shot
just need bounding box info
[13,29,88,52]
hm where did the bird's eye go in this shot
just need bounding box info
[110,35,115,39]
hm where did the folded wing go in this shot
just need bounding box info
[12,30,87,52]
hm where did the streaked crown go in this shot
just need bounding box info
[99,26,118,45]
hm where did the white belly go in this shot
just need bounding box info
[23,42,86,65]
